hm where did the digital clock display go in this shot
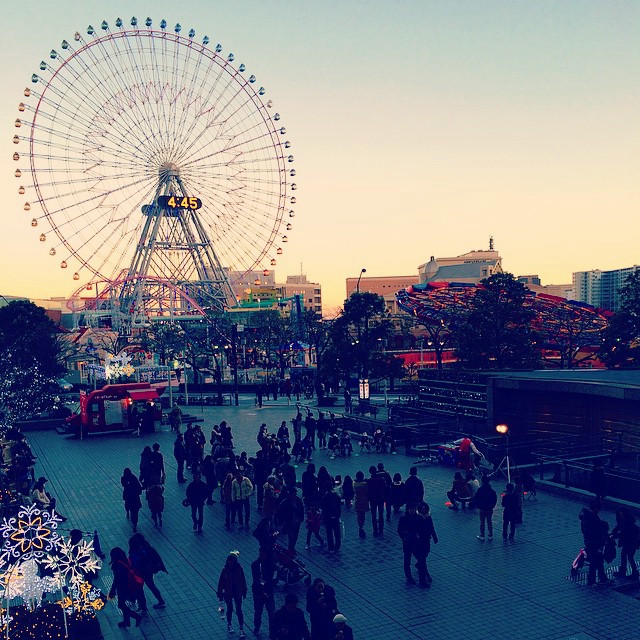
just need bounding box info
[158,195,202,210]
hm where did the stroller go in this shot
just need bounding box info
[273,543,312,586]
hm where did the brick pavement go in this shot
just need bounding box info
[25,397,639,640]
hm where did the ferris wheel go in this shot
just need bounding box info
[14,17,296,324]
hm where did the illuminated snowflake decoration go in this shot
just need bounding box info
[44,537,102,588]
[0,559,59,608]
[0,504,61,566]
[0,605,12,632]
[57,581,105,617]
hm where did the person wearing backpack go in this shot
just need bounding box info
[129,533,167,610]
[612,508,639,580]
[108,547,143,628]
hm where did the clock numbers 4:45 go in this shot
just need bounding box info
[158,195,202,210]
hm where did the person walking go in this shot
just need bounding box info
[277,488,305,552]
[377,463,393,523]
[186,472,208,533]
[397,504,428,586]
[391,473,406,515]
[121,468,142,533]
[251,548,275,637]
[190,425,206,472]
[321,486,342,553]
[107,547,143,629]
[579,500,612,585]
[139,446,153,488]
[612,508,639,579]
[589,461,607,503]
[233,470,254,529]
[253,450,270,510]
[128,533,167,610]
[149,443,165,484]
[404,467,424,508]
[332,614,354,640]
[342,475,354,509]
[173,433,187,484]
[217,551,248,637]
[353,471,369,538]
[475,475,498,540]
[501,483,521,541]
[417,502,438,583]
[272,593,311,640]
[367,466,386,537]
[221,472,235,529]
[145,480,165,529]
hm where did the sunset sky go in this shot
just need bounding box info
[1,0,638,313]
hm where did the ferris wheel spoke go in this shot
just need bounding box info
[41,51,149,154]
[71,36,166,152]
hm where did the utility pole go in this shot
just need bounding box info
[232,323,240,406]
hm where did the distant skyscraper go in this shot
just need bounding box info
[572,266,639,311]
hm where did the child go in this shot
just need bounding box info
[146,481,165,528]
[305,503,325,549]
[391,473,405,514]
[342,475,354,508]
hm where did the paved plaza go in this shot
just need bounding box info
[27,397,638,640]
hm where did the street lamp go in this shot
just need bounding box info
[495,424,513,483]
[355,268,367,293]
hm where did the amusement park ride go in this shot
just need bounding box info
[15,17,296,333]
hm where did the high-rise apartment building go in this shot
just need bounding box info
[572,266,639,311]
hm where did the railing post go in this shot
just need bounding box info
[538,458,544,480]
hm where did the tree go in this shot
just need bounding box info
[599,269,640,368]
[139,322,188,365]
[300,310,332,391]
[0,301,65,426]
[455,273,539,369]
[326,292,394,381]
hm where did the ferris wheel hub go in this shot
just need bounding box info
[159,162,180,179]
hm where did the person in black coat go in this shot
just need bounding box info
[121,468,142,533]
[397,504,429,586]
[367,466,386,537]
[474,475,498,540]
[186,473,209,532]
[201,455,218,505]
[589,461,607,502]
[502,483,521,541]
[404,467,424,508]
[277,488,305,552]
[417,502,439,583]
[253,450,271,509]
[321,487,342,552]
[129,533,167,610]
[580,500,611,585]
[377,463,393,523]
[272,593,310,640]
[108,547,143,628]
[251,547,275,637]
[301,463,318,505]
[173,433,187,483]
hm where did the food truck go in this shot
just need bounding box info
[66,383,163,437]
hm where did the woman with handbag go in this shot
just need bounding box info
[129,533,167,610]
[107,547,143,628]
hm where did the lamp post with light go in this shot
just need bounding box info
[495,423,514,484]
[355,268,366,294]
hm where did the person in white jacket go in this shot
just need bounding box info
[232,471,254,529]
